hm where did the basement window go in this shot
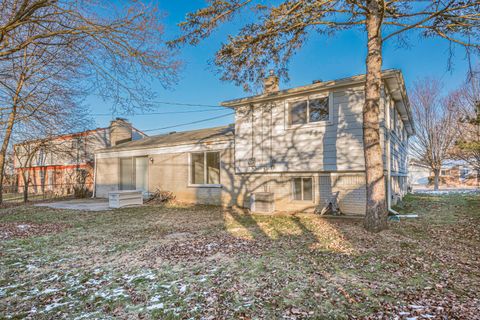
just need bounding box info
[190,151,221,186]
[289,94,331,126]
[292,177,313,201]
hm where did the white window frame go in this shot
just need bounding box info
[188,151,222,188]
[286,92,333,128]
[292,176,314,202]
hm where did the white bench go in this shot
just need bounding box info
[108,190,143,208]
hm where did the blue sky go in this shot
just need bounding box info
[89,1,477,135]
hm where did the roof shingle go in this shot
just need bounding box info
[96,124,234,153]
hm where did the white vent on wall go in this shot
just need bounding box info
[250,192,275,213]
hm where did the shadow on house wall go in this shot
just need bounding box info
[193,87,366,214]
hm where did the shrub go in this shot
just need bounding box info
[146,188,176,204]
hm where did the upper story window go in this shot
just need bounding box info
[288,94,332,126]
[190,151,221,186]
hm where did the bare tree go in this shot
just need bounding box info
[0,27,88,202]
[170,0,479,232]
[410,79,459,191]
[0,1,179,203]
[451,69,480,178]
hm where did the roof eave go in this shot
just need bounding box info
[221,69,403,108]
[94,135,234,154]
[383,72,415,136]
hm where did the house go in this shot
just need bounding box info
[14,118,146,196]
[408,160,479,189]
[94,69,414,214]
[408,161,431,189]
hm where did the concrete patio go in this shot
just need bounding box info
[35,199,111,211]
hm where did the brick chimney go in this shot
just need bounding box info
[110,118,132,146]
[263,70,279,94]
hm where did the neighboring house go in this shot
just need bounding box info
[14,118,146,195]
[409,160,479,189]
[408,161,431,188]
[94,69,414,214]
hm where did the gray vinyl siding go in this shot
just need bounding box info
[234,85,366,173]
[382,88,409,175]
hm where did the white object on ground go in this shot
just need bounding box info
[108,190,143,208]
[398,214,419,218]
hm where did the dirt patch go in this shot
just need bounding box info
[145,232,270,262]
[0,222,70,240]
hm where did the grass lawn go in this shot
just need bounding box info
[0,194,479,319]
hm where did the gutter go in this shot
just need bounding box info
[385,98,400,216]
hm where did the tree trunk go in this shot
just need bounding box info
[22,169,30,203]
[363,1,387,232]
[0,103,18,204]
[433,169,440,191]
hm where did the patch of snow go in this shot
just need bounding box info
[0,283,24,291]
[409,305,424,310]
[150,295,162,302]
[414,189,479,195]
[73,311,101,320]
[179,284,187,293]
[122,270,156,283]
[26,264,37,271]
[29,287,40,295]
[17,224,30,230]
[41,288,58,295]
[147,303,164,310]
[42,274,60,283]
[44,302,69,312]
[85,278,104,286]
[73,312,101,320]
[95,287,129,300]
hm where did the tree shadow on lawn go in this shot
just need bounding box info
[2,195,479,319]
[212,196,480,319]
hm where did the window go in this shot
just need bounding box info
[290,100,308,125]
[293,177,313,201]
[309,97,330,122]
[190,151,220,185]
[289,95,330,125]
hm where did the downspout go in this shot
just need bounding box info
[91,153,97,198]
[386,99,400,216]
